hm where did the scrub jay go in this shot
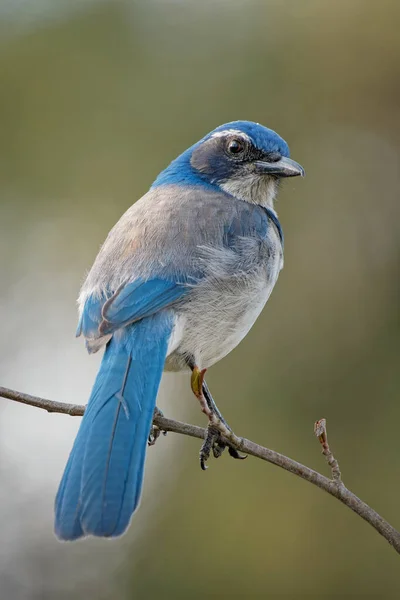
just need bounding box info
[55,120,304,540]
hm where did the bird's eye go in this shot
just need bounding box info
[227,138,245,155]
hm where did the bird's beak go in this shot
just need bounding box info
[254,157,305,178]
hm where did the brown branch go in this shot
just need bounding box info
[1,385,400,555]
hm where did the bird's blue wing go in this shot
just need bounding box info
[76,293,107,338]
[99,279,188,335]
[77,278,189,340]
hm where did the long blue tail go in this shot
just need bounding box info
[55,312,173,540]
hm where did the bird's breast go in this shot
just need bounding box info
[166,233,282,371]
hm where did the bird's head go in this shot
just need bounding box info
[152,120,304,208]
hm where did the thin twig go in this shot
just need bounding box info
[314,418,342,482]
[1,385,399,555]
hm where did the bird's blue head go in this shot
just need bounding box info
[152,120,304,207]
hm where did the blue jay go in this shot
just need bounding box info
[55,120,304,540]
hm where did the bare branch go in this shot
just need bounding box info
[1,385,399,554]
[0,386,85,416]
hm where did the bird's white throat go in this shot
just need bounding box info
[220,175,278,209]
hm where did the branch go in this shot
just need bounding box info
[1,385,399,554]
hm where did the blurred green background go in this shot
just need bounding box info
[0,0,399,598]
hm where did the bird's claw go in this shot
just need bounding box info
[199,421,247,469]
[148,407,167,447]
[199,424,222,470]
[228,446,247,460]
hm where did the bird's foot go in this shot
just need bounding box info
[199,414,247,470]
[190,366,247,470]
[148,406,167,446]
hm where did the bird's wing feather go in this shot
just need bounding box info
[77,278,188,340]
[99,278,188,335]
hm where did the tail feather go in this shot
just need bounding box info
[55,312,173,540]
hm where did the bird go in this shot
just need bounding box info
[54,120,304,540]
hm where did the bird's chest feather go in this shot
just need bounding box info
[167,225,283,370]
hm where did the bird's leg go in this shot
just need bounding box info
[148,406,167,446]
[202,379,246,460]
[190,365,246,470]
[202,379,230,429]
[190,367,212,417]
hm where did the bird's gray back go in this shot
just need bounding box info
[81,185,280,292]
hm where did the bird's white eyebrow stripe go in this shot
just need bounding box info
[210,130,253,144]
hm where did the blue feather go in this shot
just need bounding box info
[152,120,290,189]
[77,279,188,339]
[211,121,290,157]
[263,208,284,247]
[76,292,108,338]
[55,311,173,540]
[222,202,284,250]
[100,279,188,335]
[224,203,269,245]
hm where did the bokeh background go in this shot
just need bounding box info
[0,0,399,598]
